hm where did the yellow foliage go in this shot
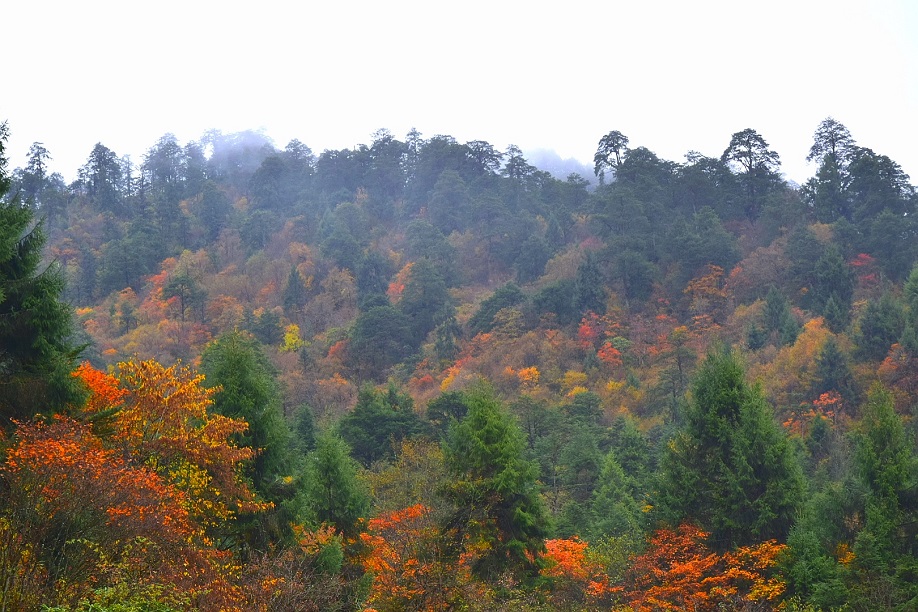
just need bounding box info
[562,370,588,391]
[281,324,306,352]
[567,386,589,398]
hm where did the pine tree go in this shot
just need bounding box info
[200,331,294,547]
[442,385,549,582]
[590,450,642,539]
[658,348,803,548]
[0,122,85,426]
[303,431,370,538]
[282,264,308,318]
[849,386,918,607]
[201,331,292,492]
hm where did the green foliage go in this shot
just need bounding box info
[442,385,549,582]
[426,390,469,435]
[302,431,370,538]
[658,348,804,548]
[337,384,428,466]
[763,286,799,346]
[202,332,291,486]
[590,450,642,539]
[855,293,905,362]
[811,244,854,316]
[531,279,578,326]
[282,265,308,316]
[574,251,605,315]
[812,336,857,405]
[348,304,414,381]
[0,123,85,426]
[468,282,525,335]
[398,258,452,345]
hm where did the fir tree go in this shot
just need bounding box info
[442,385,549,582]
[0,122,85,426]
[657,348,804,548]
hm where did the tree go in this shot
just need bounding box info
[658,349,803,548]
[848,385,918,607]
[594,130,629,184]
[348,304,414,381]
[337,385,428,466]
[812,336,857,406]
[575,251,606,315]
[163,268,206,324]
[20,142,51,206]
[398,257,452,345]
[200,331,292,496]
[590,450,642,539]
[468,282,525,335]
[855,293,905,362]
[442,386,549,582]
[721,128,782,219]
[810,244,854,317]
[621,524,787,611]
[0,122,85,427]
[282,264,308,318]
[807,117,856,164]
[80,142,123,214]
[303,431,370,538]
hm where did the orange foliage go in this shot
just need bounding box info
[540,537,614,607]
[76,360,264,526]
[0,416,244,609]
[388,261,414,303]
[360,504,454,610]
[621,524,786,611]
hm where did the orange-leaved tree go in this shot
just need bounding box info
[78,360,266,530]
[540,537,616,610]
[0,416,213,609]
[621,524,787,611]
[360,503,456,611]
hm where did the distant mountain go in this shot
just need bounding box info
[524,148,596,187]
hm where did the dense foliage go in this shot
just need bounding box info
[1,116,917,609]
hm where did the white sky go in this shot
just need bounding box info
[4,0,917,185]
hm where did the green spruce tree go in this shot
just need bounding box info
[657,348,803,548]
[0,122,84,426]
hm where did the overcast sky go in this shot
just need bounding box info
[4,0,917,185]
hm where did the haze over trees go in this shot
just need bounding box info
[1,115,917,610]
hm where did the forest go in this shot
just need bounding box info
[0,116,917,611]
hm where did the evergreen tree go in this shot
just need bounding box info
[303,431,370,538]
[849,386,918,607]
[574,251,606,315]
[200,331,294,546]
[0,122,85,426]
[468,282,525,335]
[398,258,451,345]
[282,265,308,318]
[442,386,549,582]
[657,348,803,548]
[337,384,428,466]
[811,244,854,316]
[590,450,642,539]
[763,286,799,346]
[855,293,905,362]
[812,336,857,406]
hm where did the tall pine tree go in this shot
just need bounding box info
[0,122,84,426]
[658,348,803,548]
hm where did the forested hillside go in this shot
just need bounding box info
[1,117,917,610]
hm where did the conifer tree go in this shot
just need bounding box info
[658,348,803,548]
[0,122,84,426]
[442,385,549,581]
[303,431,370,538]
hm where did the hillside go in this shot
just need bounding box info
[1,118,917,610]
